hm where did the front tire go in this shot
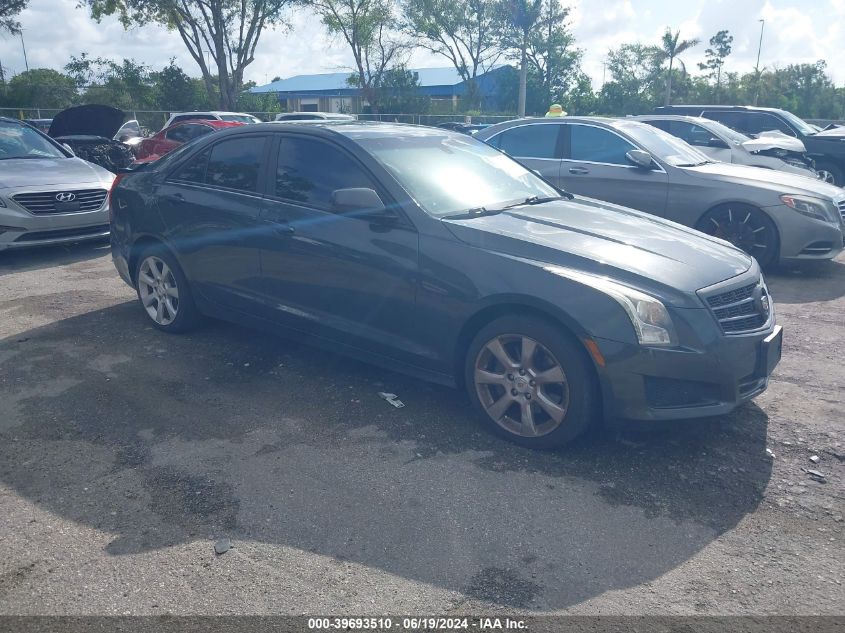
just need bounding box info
[815,161,844,187]
[465,315,596,449]
[134,246,200,333]
[695,204,779,269]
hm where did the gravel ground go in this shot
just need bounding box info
[0,242,842,616]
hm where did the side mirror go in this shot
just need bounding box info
[707,137,730,149]
[331,188,393,222]
[626,149,655,169]
[62,143,75,156]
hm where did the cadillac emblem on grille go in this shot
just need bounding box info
[55,192,77,202]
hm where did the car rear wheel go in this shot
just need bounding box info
[135,247,200,332]
[696,204,779,269]
[465,315,596,449]
[814,161,843,187]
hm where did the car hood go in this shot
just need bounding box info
[49,105,125,139]
[812,125,845,138]
[742,132,806,154]
[442,197,752,303]
[684,161,844,197]
[0,157,113,189]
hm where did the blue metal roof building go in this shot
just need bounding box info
[247,66,512,113]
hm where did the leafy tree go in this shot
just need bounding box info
[698,29,732,102]
[656,28,699,106]
[401,0,502,108]
[312,0,405,113]
[379,64,430,113]
[2,68,77,108]
[598,43,662,114]
[497,0,542,117]
[84,0,299,110]
[0,0,26,34]
[151,60,205,111]
[523,0,579,109]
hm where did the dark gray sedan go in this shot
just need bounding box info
[111,122,781,449]
[476,117,845,268]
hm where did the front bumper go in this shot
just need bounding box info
[765,203,844,260]
[595,323,782,422]
[0,189,110,251]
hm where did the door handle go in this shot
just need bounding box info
[274,222,295,236]
[569,167,589,175]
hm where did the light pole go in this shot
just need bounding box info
[19,29,29,73]
[753,19,764,106]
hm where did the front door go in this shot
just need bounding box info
[256,134,422,365]
[155,134,270,310]
[485,123,564,186]
[559,123,669,216]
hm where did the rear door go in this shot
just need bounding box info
[156,134,271,311]
[559,123,668,215]
[484,123,564,185]
[255,134,422,364]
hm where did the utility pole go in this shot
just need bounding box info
[19,30,29,73]
[753,19,764,106]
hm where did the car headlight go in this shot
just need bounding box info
[544,266,676,346]
[780,194,835,222]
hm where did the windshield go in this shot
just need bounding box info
[611,120,711,167]
[220,115,260,124]
[356,133,560,217]
[777,110,816,136]
[0,121,66,160]
[701,119,750,145]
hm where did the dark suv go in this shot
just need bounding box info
[655,105,845,186]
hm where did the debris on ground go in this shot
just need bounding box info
[377,392,405,408]
[766,448,775,458]
[214,539,232,555]
[804,469,827,483]
[809,455,821,464]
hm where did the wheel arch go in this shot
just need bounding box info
[128,235,177,286]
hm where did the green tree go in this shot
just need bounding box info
[2,68,77,108]
[497,0,542,117]
[312,0,405,114]
[84,0,299,110]
[401,0,502,109]
[0,0,27,34]
[698,29,732,102]
[598,42,662,114]
[379,64,430,113]
[524,0,580,109]
[656,28,699,106]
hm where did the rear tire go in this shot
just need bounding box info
[464,315,596,449]
[696,204,779,270]
[134,246,201,333]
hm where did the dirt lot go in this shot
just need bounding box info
[0,242,842,615]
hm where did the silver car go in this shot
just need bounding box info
[476,117,845,268]
[630,114,819,180]
[0,117,114,251]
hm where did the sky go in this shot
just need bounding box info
[0,0,842,95]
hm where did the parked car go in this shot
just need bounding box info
[111,122,782,449]
[476,117,845,268]
[163,111,261,128]
[48,104,136,173]
[135,119,243,162]
[0,117,114,250]
[654,105,845,186]
[436,122,491,135]
[631,115,818,179]
[23,118,52,134]
[274,112,356,121]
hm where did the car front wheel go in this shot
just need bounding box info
[696,204,779,269]
[135,247,200,332]
[465,315,596,449]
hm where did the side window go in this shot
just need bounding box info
[165,125,193,143]
[172,149,209,184]
[205,136,265,193]
[745,113,795,136]
[492,125,559,159]
[274,136,377,210]
[569,124,636,165]
[645,120,671,133]
[703,111,746,133]
[667,121,715,147]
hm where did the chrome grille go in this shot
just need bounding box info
[837,199,845,223]
[703,281,769,334]
[12,189,108,215]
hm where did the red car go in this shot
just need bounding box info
[135,119,243,161]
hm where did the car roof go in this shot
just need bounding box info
[209,120,466,141]
[630,114,717,124]
[167,119,241,129]
[655,105,783,113]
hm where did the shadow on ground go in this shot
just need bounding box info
[767,257,845,304]
[0,303,773,610]
[0,240,110,277]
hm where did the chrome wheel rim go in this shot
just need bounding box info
[701,207,774,260]
[138,256,179,326]
[474,334,569,438]
[817,169,836,185]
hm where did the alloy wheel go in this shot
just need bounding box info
[700,206,775,263]
[138,255,180,326]
[817,169,837,185]
[474,334,570,438]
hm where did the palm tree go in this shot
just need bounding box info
[659,28,699,105]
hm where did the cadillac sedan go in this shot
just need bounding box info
[0,117,114,250]
[110,122,782,449]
